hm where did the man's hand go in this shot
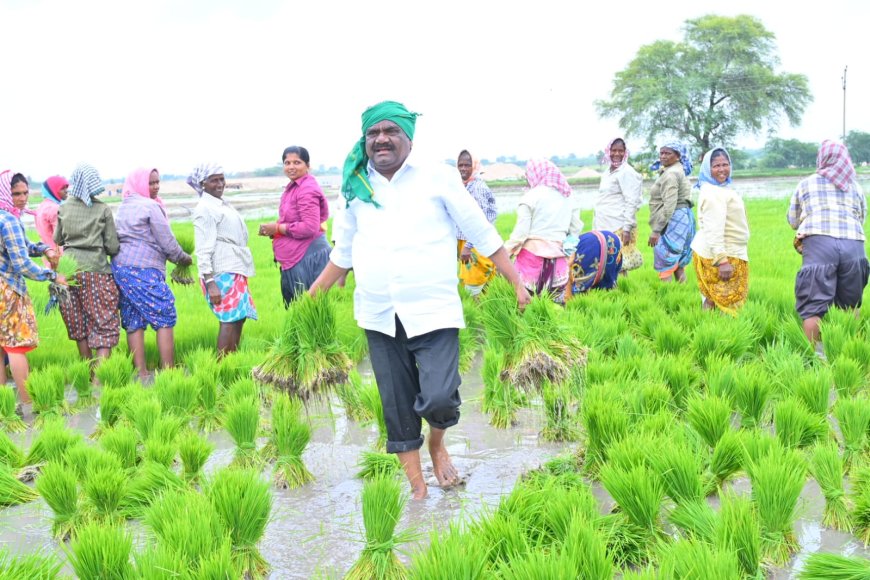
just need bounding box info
[717,261,734,281]
[514,282,531,311]
[459,246,472,264]
[206,280,222,305]
[647,232,660,248]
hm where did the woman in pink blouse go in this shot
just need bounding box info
[258,146,331,306]
[35,175,69,256]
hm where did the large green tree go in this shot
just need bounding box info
[596,15,812,156]
[845,130,870,164]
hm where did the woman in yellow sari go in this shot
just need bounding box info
[456,150,498,295]
[690,147,750,314]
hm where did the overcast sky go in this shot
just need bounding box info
[3,0,867,180]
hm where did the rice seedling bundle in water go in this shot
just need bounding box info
[358,378,387,450]
[83,462,127,522]
[206,467,272,578]
[0,464,38,507]
[345,474,411,580]
[540,379,579,442]
[335,370,372,423]
[92,385,133,439]
[852,463,870,545]
[223,397,260,468]
[35,461,81,540]
[224,376,261,407]
[67,359,95,410]
[809,441,851,531]
[0,388,26,433]
[832,356,865,397]
[834,396,870,468]
[607,433,657,472]
[774,398,827,449]
[648,440,704,506]
[599,464,664,534]
[62,443,104,482]
[154,368,199,419]
[841,337,870,373]
[124,391,161,442]
[797,553,870,579]
[733,363,772,429]
[631,381,672,416]
[143,437,176,468]
[170,231,196,285]
[25,365,67,425]
[581,386,629,476]
[119,461,185,519]
[186,347,223,431]
[178,431,213,484]
[65,521,133,580]
[458,288,482,374]
[144,487,230,571]
[654,354,699,410]
[657,538,742,580]
[714,492,761,579]
[668,499,718,542]
[481,348,519,429]
[745,446,807,564]
[652,319,688,355]
[253,291,353,399]
[356,451,402,480]
[0,548,63,577]
[407,523,488,580]
[270,393,313,488]
[25,416,83,465]
[704,428,744,493]
[685,394,732,448]
[132,545,188,579]
[99,425,139,470]
[0,431,23,470]
[217,349,261,386]
[94,352,134,390]
[790,368,832,416]
[702,355,738,403]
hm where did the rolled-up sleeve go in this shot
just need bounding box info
[1,221,53,282]
[787,189,802,231]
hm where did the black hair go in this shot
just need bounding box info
[710,149,729,162]
[282,146,310,165]
[611,138,626,148]
[458,150,472,163]
[10,173,28,188]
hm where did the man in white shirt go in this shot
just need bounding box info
[310,101,530,500]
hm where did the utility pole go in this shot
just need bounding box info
[842,65,848,140]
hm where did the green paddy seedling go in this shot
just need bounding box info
[0,464,38,507]
[65,521,133,580]
[67,359,95,410]
[686,394,732,448]
[93,352,134,390]
[0,388,26,433]
[25,365,67,426]
[119,461,185,519]
[809,441,851,531]
[335,370,372,423]
[35,461,81,540]
[798,553,870,579]
[270,393,313,489]
[0,431,23,470]
[0,548,62,578]
[224,397,261,468]
[714,492,762,579]
[834,396,870,469]
[170,231,196,285]
[356,451,402,480]
[99,425,140,470]
[178,431,213,485]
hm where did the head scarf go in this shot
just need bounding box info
[0,170,36,217]
[341,101,420,206]
[123,167,166,211]
[187,163,224,196]
[525,159,572,198]
[68,163,105,207]
[695,147,732,189]
[42,175,69,204]
[649,141,693,176]
[816,140,857,193]
[603,138,630,170]
[459,150,483,186]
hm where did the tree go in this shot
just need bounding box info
[845,131,870,164]
[596,15,812,156]
[758,138,817,169]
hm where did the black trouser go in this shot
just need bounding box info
[365,317,461,453]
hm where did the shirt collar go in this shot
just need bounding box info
[200,193,227,207]
[367,151,416,182]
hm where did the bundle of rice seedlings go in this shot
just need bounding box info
[540,380,579,443]
[119,461,185,519]
[495,550,579,580]
[809,441,851,531]
[68,359,95,410]
[733,363,772,429]
[0,464,38,507]
[832,356,865,397]
[0,431,23,471]
[469,511,529,569]
[0,388,26,433]
[657,538,741,580]
[774,398,827,449]
[714,492,761,579]
[144,487,229,570]
[703,428,744,493]
[270,393,313,489]
[648,440,704,506]
[24,416,83,465]
[132,545,187,579]
[668,500,717,542]
[195,539,238,579]
[93,352,134,390]
[154,368,198,419]
[654,354,699,410]
[169,230,196,285]
[25,365,67,426]
[841,337,870,372]
[821,321,849,360]
[852,464,870,545]
[408,523,487,579]
[253,291,353,399]
[356,451,402,480]
[345,474,411,580]
[631,382,672,417]
[335,289,369,363]
[151,415,183,445]
[65,521,133,580]
[143,438,176,468]
[743,300,782,347]
[0,548,62,578]
[224,376,260,406]
[690,316,758,365]
[560,515,613,579]
[178,431,213,485]
[335,370,373,423]
[358,379,387,451]
[185,347,223,430]
[217,349,261,386]
[607,433,656,472]
[206,467,272,578]
[834,396,870,468]
[99,425,139,470]
[703,355,738,402]
[458,289,483,374]
[45,253,80,313]
[597,512,648,569]
[798,553,870,579]
[790,368,832,416]
[481,348,519,429]
[746,446,807,564]
[652,319,688,355]
[35,461,81,540]
[83,462,127,523]
[124,391,161,442]
[224,397,261,468]
[762,341,807,394]
[685,394,732,448]
[581,386,629,477]
[92,385,132,439]
[600,464,664,534]
[62,443,102,482]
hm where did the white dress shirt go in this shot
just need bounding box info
[593,163,643,232]
[330,155,503,338]
[193,194,255,278]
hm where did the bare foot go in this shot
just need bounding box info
[397,450,428,500]
[429,440,462,488]
[410,483,428,500]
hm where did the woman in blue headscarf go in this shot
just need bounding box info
[691,147,750,314]
[647,141,695,283]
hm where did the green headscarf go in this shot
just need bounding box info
[341,100,420,206]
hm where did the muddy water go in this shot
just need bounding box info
[2,356,868,577]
